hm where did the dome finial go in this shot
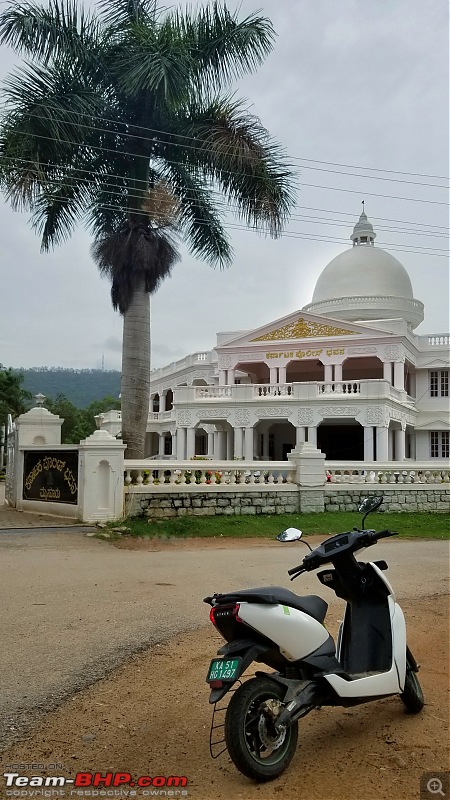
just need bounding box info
[351,206,376,246]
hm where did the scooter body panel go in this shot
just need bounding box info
[237,601,329,661]
[328,591,407,698]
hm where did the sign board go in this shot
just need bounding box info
[23,451,78,504]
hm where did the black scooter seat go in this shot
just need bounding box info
[212,587,328,624]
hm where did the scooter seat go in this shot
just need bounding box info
[212,587,328,624]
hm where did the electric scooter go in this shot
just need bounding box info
[204,495,424,782]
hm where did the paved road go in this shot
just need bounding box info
[0,519,448,748]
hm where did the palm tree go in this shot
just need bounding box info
[0,0,295,458]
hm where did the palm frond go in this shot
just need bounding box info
[109,18,193,105]
[97,0,159,29]
[172,2,275,92]
[160,96,296,237]
[0,0,103,67]
[157,159,231,267]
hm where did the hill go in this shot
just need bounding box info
[15,368,121,408]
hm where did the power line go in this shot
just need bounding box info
[1,102,447,184]
[47,194,446,256]
[1,157,448,255]
[1,128,449,213]
[1,151,449,236]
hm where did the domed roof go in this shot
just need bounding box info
[303,209,424,329]
[311,245,414,304]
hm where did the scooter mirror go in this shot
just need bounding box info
[276,527,303,542]
[358,496,383,515]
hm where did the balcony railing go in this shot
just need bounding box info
[175,379,411,404]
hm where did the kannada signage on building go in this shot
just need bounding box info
[23,451,78,504]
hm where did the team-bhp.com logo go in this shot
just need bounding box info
[3,772,188,796]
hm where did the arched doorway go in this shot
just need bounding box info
[317,419,364,460]
[342,356,383,381]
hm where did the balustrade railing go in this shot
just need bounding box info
[326,462,450,484]
[124,459,295,489]
[194,386,233,399]
[318,381,361,395]
[254,384,293,397]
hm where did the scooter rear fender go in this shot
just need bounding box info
[208,639,269,704]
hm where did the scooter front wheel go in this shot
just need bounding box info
[224,676,298,782]
[400,648,424,713]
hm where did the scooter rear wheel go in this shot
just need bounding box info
[224,676,298,782]
[400,649,424,713]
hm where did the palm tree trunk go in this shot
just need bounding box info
[121,276,150,459]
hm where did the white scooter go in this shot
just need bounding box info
[204,496,424,782]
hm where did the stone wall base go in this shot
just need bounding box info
[125,486,450,520]
[126,490,299,519]
[324,488,450,513]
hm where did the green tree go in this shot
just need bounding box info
[0,365,32,422]
[45,393,121,442]
[0,0,295,458]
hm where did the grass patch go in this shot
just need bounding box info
[112,511,449,540]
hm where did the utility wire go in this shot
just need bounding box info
[2,151,448,237]
[1,102,447,184]
[6,164,446,254]
[3,149,448,233]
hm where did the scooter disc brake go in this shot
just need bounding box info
[257,703,286,752]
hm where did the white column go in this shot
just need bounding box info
[364,426,375,461]
[324,364,333,384]
[171,430,177,458]
[228,369,235,385]
[234,427,243,459]
[159,393,166,412]
[207,431,214,457]
[269,367,277,384]
[334,363,343,382]
[219,370,227,386]
[217,430,227,460]
[177,427,187,460]
[394,361,405,391]
[383,362,392,384]
[186,427,196,459]
[296,427,306,447]
[226,430,233,460]
[376,426,389,461]
[244,427,254,461]
[308,427,317,447]
[395,427,406,462]
[158,433,165,456]
[279,366,287,384]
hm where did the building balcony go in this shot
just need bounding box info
[174,379,413,405]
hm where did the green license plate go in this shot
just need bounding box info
[207,657,241,682]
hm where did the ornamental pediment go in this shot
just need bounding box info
[217,310,391,350]
[251,317,355,341]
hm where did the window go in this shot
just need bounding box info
[430,431,449,458]
[430,370,448,397]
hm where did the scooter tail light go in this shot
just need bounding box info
[209,603,242,626]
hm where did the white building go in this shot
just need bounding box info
[100,211,450,465]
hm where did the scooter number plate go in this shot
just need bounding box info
[207,657,241,683]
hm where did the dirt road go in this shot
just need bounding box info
[0,519,448,800]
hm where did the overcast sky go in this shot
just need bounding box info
[0,0,448,372]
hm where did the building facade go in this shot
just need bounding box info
[100,212,450,464]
